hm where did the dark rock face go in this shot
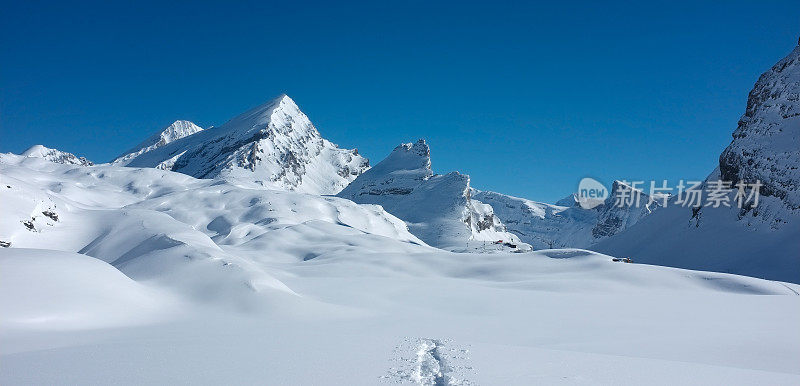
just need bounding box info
[591,215,623,238]
[718,44,800,212]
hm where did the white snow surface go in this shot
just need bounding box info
[112,119,203,166]
[1,151,799,385]
[123,94,369,195]
[338,139,528,251]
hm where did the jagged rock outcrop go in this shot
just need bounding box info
[122,95,369,195]
[21,145,93,166]
[338,139,527,251]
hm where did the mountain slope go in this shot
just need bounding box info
[594,42,800,283]
[337,139,527,251]
[475,180,661,249]
[113,120,203,166]
[123,95,369,194]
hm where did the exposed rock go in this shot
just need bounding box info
[123,95,369,195]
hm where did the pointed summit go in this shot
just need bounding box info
[365,139,432,181]
[338,140,526,251]
[21,145,93,166]
[121,94,368,194]
[113,120,203,165]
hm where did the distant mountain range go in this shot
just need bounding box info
[7,43,799,282]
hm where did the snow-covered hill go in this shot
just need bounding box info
[2,141,799,385]
[112,120,203,166]
[594,43,800,283]
[337,139,527,251]
[0,152,425,311]
[122,94,369,194]
[475,180,661,249]
[20,145,93,166]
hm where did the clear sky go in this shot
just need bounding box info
[1,1,798,202]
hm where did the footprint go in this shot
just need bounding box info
[384,338,475,385]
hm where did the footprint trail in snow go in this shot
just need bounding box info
[383,338,475,385]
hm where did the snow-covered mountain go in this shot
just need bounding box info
[474,180,661,249]
[337,139,528,251]
[594,43,800,283]
[21,145,93,166]
[122,94,369,194]
[2,148,799,385]
[2,84,800,384]
[112,120,203,166]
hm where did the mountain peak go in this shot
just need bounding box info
[718,42,800,212]
[120,94,368,194]
[21,145,93,166]
[113,120,203,165]
[338,140,525,250]
[379,139,432,176]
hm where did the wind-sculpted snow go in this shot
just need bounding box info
[474,180,660,249]
[123,94,369,194]
[0,152,424,311]
[0,249,177,330]
[2,151,800,384]
[338,139,528,251]
[113,120,203,166]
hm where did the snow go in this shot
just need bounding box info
[0,248,177,330]
[20,145,93,166]
[593,44,800,283]
[338,139,528,251]
[112,120,203,165]
[474,180,660,250]
[122,94,369,194]
[2,44,799,384]
[594,181,800,283]
[2,145,799,384]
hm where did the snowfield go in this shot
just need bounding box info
[2,44,799,385]
[1,152,799,385]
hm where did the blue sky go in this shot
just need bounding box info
[1,1,798,202]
